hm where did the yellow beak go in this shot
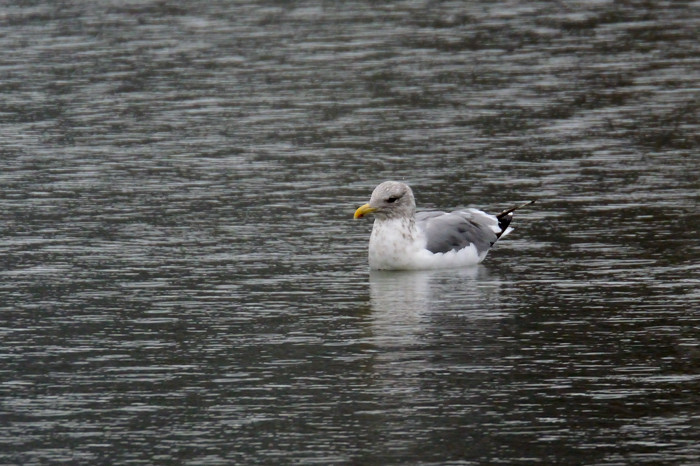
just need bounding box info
[354,203,377,219]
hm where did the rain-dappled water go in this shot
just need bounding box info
[1,1,699,464]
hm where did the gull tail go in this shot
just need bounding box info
[495,200,535,238]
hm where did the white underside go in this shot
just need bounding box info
[367,218,489,271]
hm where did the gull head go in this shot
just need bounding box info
[354,181,416,220]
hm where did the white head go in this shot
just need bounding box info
[354,181,416,220]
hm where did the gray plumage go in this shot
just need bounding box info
[417,210,501,255]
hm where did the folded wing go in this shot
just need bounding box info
[416,209,504,255]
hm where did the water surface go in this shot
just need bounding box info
[1,1,698,464]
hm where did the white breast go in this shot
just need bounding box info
[368,218,487,270]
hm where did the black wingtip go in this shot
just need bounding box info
[495,200,535,238]
[496,200,535,220]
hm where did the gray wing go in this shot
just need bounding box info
[416,209,502,255]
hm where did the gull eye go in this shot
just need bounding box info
[387,196,400,203]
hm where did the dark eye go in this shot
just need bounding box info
[387,196,400,203]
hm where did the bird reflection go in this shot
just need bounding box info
[366,266,502,401]
[368,267,487,351]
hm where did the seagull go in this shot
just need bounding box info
[354,181,533,270]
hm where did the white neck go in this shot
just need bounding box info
[368,218,421,270]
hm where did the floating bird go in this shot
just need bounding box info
[354,181,533,270]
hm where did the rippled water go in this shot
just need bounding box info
[1,1,698,464]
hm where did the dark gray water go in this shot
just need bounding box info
[1,1,699,464]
